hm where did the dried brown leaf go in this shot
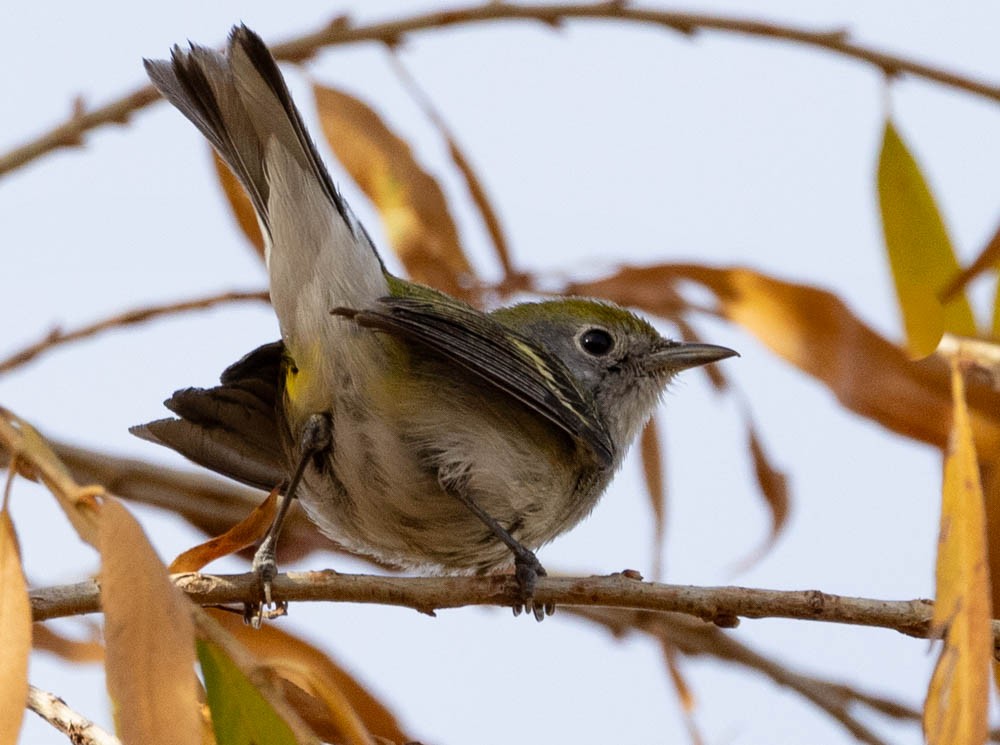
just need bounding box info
[639,418,667,580]
[388,54,512,277]
[732,417,790,570]
[100,497,200,745]
[924,360,991,745]
[313,84,473,296]
[193,610,321,744]
[570,265,1000,454]
[170,489,278,573]
[46,441,333,566]
[0,509,30,745]
[212,151,265,260]
[660,641,704,745]
[271,665,375,745]
[32,622,104,663]
[279,681,360,744]
[0,408,101,547]
[209,610,408,744]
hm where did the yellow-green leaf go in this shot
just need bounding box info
[197,639,298,745]
[877,120,976,358]
[924,359,991,745]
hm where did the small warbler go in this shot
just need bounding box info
[135,26,737,620]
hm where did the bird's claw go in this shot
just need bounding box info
[512,551,554,622]
[245,535,287,627]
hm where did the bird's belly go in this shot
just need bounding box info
[294,419,597,573]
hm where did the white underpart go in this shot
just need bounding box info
[263,142,389,414]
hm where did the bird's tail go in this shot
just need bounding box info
[144,25,389,367]
[143,24,347,237]
[130,342,290,493]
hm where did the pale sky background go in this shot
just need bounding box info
[3,2,1000,743]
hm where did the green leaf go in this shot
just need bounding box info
[877,120,976,358]
[197,639,298,745]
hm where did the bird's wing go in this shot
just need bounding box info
[334,295,614,468]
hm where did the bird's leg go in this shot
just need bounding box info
[247,412,332,625]
[446,487,553,622]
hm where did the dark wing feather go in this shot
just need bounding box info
[334,297,614,468]
[130,342,288,491]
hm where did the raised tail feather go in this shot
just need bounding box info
[144,24,389,368]
[130,342,289,492]
[143,24,348,234]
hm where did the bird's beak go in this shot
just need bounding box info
[648,341,739,373]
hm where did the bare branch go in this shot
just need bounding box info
[0,290,268,375]
[0,85,159,177]
[3,3,997,178]
[29,569,965,646]
[26,685,120,745]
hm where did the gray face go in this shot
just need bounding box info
[543,318,675,453]
[495,298,737,461]
[494,300,675,457]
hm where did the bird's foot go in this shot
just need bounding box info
[244,534,287,627]
[511,550,554,622]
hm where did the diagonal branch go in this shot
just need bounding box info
[26,685,121,745]
[3,2,998,178]
[0,290,268,375]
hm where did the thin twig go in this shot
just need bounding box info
[3,3,998,178]
[29,570,959,645]
[0,289,268,375]
[575,609,895,745]
[0,85,160,177]
[26,685,120,745]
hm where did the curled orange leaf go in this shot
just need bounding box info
[170,489,278,574]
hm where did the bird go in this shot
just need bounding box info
[135,25,737,620]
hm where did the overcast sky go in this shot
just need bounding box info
[4,2,1000,743]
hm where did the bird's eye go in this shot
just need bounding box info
[579,328,614,356]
